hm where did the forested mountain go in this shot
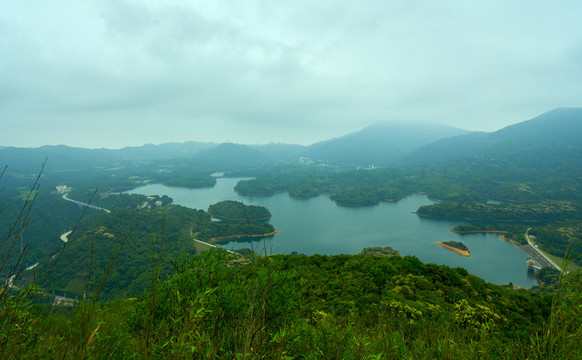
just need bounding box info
[402,108,582,167]
[112,141,218,160]
[0,145,119,173]
[0,142,279,195]
[0,142,219,172]
[301,122,469,166]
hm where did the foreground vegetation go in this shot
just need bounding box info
[2,247,582,359]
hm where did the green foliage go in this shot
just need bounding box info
[537,267,561,287]
[68,192,173,210]
[27,204,274,300]
[359,246,400,257]
[454,298,503,333]
[381,299,423,325]
[159,174,216,189]
[529,221,582,265]
[417,201,579,221]
[452,223,528,243]
[208,200,271,221]
[235,168,418,206]
[3,242,580,359]
[197,221,275,241]
[529,258,582,360]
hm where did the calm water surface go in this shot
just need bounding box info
[129,178,538,287]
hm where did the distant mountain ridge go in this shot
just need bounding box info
[2,108,581,172]
[114,141,218,159]
[301,123,470,166]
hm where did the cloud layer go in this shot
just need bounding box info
[2,0,582,148]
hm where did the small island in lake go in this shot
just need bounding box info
[359,246,400,257]
[436,241,470,257]
[204,201,276,241]
[208,200,272,221]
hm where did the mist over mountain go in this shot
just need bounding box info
[251,143,307,162]
[113,141,218,160]
[184,142,277,171]
[2,108,581,174]
[301,123,470,166]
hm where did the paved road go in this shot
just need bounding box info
[525,228,562,271]
[193,239,240,256]
[60,230,72,243]
[62,193,111,213]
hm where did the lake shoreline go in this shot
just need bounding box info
[128,182,539,288]
[211,230,279,242]
[435,242,471,257]
[451,229,508,234]
[414,212,547,222]
[210,216,271,221]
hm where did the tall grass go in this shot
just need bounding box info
[0,163,44,359]
[528,249,582,359]
[0,163,130,359]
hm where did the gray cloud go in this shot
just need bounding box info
[1,0,582,148]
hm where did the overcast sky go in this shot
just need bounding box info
[1,1,581,148]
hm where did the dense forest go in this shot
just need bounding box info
[416,201,580,222]
[13,203,275,300]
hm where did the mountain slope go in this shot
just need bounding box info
[113,141,218,159]
[192,143,276,169]
[302,123,470,166]
[251,143,307,162]
[402,108,582,167]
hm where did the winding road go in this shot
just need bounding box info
[62,193,111,213]
[60,230,72,243]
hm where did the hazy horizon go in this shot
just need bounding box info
[0,117,518,150]
[2,1,582,149]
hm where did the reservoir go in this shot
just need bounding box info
[128,177,539,288]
